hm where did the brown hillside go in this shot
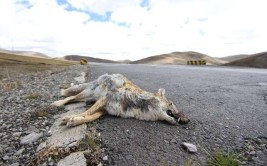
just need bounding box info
[64,55,117,63]
[220,54,251,62]
[223,52,267,68]
[117,60,131,64]
[131,51,226,65]
[0,52,77,66]
[0,48,49,58]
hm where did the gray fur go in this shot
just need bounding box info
[106,89,157,113]
[61,74,128,102]
[104,87,176,123]
[53,74,189,126]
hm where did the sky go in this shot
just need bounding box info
[0,0,266,61]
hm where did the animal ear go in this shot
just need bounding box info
[158,88,165,97]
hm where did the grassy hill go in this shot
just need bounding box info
[220,54,251,62]
[0,52,77,66]
[64,55,117,63]
[0,48,49,58]
[131,51,226,65]
[223,52,267,68]
[0,52,78,78]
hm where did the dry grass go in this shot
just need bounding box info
[0,52,78,92]
[0,79,22,91]
[207,151,240,166]
[22,92,41,100]
[185,158,196,166]
[32,128,102,166]
[0,52,77,66]
[36,110,49,117]
[0,52,78,79]
[78,129,102,165]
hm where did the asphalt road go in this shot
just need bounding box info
[87,63,267,165]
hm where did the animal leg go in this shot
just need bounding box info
[61,83,90,97]
[82,97,106,115]
[66,110,105,127]
[61,97,106,125]
[51,87,97,107]
[51,96,77,107]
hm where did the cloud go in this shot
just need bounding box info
[66,0,143,15]
[0,0,267,60]
[0,0,90,54]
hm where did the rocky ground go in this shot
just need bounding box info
[0,64,92,166]
[0,63,266,166]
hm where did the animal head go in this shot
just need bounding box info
[156,88,190,125]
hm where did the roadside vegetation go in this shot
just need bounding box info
[0,54,97,165]
[0,52,77,66]
[22,92,41,100]
[33,127,102,166]
[0,52,77,92]
[207,151,240,166]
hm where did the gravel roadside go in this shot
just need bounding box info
[0,65,89,166]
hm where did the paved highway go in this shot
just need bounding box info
[88,63,267,165]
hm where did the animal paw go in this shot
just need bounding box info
[51,100,64,107]
[66,117,83,127]
[60,89,67,96]
[60,116,72,125]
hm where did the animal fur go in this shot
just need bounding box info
[52,74,189,127]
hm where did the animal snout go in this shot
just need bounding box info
[178,118,190,124]
[177,112,190,124]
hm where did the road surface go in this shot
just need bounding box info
[87,63,267,165]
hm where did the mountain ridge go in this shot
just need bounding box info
[64,55,117,63]
[131,51,226,65]
[0,48,49,58]
[223,51,267,68]
[220,54,251,62]
[1,48,266,68]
